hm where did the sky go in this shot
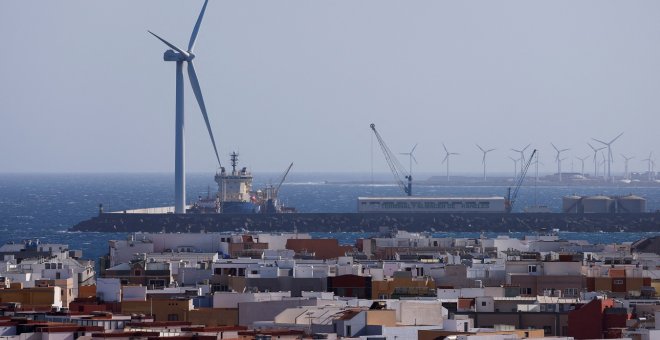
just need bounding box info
[1,1,659,176]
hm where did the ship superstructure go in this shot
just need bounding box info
[189,152,294,214]
[215,152,259,213]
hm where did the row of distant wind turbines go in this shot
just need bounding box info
[400,132,656,183]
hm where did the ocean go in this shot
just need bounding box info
[1,173,659,263]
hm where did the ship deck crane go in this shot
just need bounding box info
[274,162,294,197]
[505,149,536,213]
[370,123,412,196]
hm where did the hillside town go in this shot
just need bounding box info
[0,229,657,340]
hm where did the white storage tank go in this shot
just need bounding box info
[582,195,614,213]
[562,195,582,213]
[616,195,647,213]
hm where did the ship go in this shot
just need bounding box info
[189,152,295,214]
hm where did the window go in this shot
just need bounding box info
[346,325,352,336]
[528,265,537,273]
[613,279,624,285]
[563,288,578,297]
[520,287,532,295]
[167,314,179,321]
[481,301,487,307]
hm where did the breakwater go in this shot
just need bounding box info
[70,212,660,233]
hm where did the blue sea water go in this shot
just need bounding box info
[0,173,659,263]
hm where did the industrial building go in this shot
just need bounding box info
[562,194,647,213]
[357,197,506,213]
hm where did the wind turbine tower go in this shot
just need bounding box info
[399,144,419,177]
[587,143,605,178]
[442,143,459,182]
[476,144,495,182]
[149,0,222,214]
[592,132,623,182]
[551,143,569,182]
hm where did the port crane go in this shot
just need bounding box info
[370,123,412,196]
[505,149,536,213]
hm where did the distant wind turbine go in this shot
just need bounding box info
[587,143,606,178]
[642,152,654,181]
[576,155,590,177]
[511,144,531,174]
[621,154,634,180]
[551,143,570,182]
[592,132,624,182]
[148,0,221,214]
[442,143,459,182]
[509,156,519,180]
[399,144,419,177]
[476,144,496,182]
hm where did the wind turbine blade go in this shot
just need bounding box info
[609,132,624,144]
[476,144,485,153]
[442,155,448,164]
[412,154,418,164]
[187,61,221,166]
[148,31,189,57]
[522,144,531,152]
[592,137,608,145]
[411,143,418,154]
[587,143,596,152]
[443,143,448,154]
[487,148,496,153]
[551,143,559,152]
[561,148,570,152]
[188,0,209,52]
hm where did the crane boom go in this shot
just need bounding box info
[370,123,412,196]
[274,162,294,196]
[506,149,536,213]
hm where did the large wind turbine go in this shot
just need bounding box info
[587,143,605,178]
[511,144,531,174]
[399,144,419,177]
[476,144,495,182]
[621,154,634,180]
[592,132,623,182]
[149,0,221,214]
[551,143,569,182]
[442,143,459,182]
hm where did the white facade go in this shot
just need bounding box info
[357,197,506,213]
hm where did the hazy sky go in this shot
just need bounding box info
[1,1,659,175]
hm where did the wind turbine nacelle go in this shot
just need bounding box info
[164,49,188,62]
